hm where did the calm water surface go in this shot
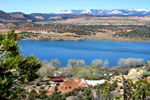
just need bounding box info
[19,40,150,67]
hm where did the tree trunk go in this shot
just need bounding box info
[122,75,127,100]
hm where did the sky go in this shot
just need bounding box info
[0,0,150,14]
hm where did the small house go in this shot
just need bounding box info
[51,78,64,82]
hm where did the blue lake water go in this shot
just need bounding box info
[19,40,150,67]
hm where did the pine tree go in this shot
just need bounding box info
[0,30,41,99]
[125,79,150,100]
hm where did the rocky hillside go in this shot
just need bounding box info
[0,10,14,22]
[1,9,150,23]
[9,12,36,22]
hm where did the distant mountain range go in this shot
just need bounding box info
[0,9,150,23]
[54,9,150,16]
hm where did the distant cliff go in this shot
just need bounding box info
[1,9,150,23]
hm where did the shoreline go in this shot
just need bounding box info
[19,32,150,42]
[20,37,150,42]
[1,29,149,42]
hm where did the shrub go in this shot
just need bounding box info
[103,60,109,67]
[123,71,129,75]
[125,79,150,100]
[118,58,144,67]
[38,61,55,78]
[95,81,116,99]
[60,66,74,77]
[28,90,39,100]
[19,31,32,34]
[36,82,40,86]
[69,86,72,89]
[46,82,50,85]
[67,59,78,67]
[91,59,103,67]
[111,80,118,91]
[50,59,60,70]
[75,66,99,80]
[40,86,44,90]
[113,71,120,76]
[67,59,86,67]
[77,60,85,67]
[33,86,36,88]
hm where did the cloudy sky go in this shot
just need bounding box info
[0,0,150,13]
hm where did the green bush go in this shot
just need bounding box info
[19,31,32,34]
[40,86,44,90]
[123,70,129,75]
[125,79,150,99]
[113,71,120,76]
[36,82,40,86]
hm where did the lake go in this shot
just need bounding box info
[19,40,150,67]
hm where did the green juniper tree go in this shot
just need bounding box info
[125,79,150,100]
[0,30,41,99]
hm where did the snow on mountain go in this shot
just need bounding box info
[81,9,92,14]
[127,9,150,12]
[54,10,73,14]
[108,10,122,14]
[53,9,150,16]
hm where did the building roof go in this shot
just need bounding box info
[52,78,64,82]
[58,79,88,93]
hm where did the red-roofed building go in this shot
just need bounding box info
[52,78,64,82]
[58,79,88,93]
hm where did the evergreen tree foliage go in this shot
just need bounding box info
[0,30,41,99]
[126,79,150,100]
